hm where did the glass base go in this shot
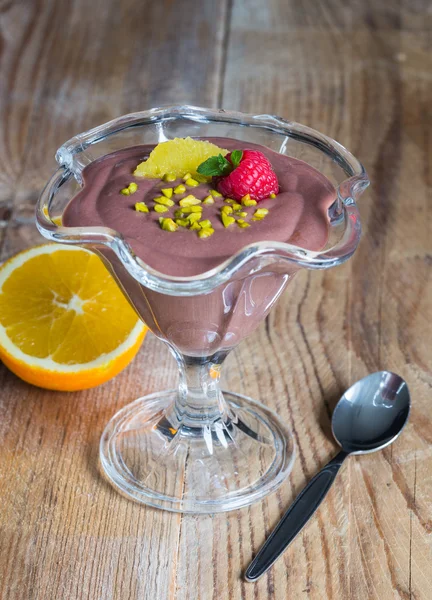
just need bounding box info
[100,390,295,513]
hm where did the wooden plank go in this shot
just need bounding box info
[0,1,229,599]
[346,9,432,597]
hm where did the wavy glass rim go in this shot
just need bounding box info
[36,105,369,296]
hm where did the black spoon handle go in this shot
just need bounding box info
[245,450,348,582]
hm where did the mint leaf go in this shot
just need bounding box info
[197,154,232,177]
[230,150,243,168]
[196,156,222,176]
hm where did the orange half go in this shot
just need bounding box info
[0,244,147,391]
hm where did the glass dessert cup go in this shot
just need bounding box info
[36,106,369,513]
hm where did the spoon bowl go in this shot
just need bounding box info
[332,371,410,454]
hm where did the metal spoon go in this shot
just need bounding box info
[245,371,410,582]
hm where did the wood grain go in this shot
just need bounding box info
[0,0,431,599]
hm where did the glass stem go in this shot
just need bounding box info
[170,350,230,428]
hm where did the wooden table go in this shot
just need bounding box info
[0,1,431,598]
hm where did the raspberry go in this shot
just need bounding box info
[215,150,279,201]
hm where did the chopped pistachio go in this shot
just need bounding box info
[174,184,186,194]
[224,197,234,204]
[120,187,130,196]
[221,213,236,227]
[199,219,212,229]
[134,202,149,213]
[269,192,277,199]
[161,187,173,198]
[179,194,201,207]
[163,173,177,182]
[254,208,269,219]
[182,172,192,181]
[202,195,215,205]
[194,173,208,183]
[154,195,174,207]
[154,204,169,213]
[174,207,202,219]
[190,221,201,231]
[187,213,202,224]
[179,205,202,214]
[210,189,223,198]
[241,194,251,203]
[175,218,189,227]
[160,218,178,232]
[185,177,199,187]
[128,182,138,194]
[242,198,257,207]
[221,205,233,215]
[238,211,248,217]
[232,203,242,211]
[237,219,251,228]
[198,227,215,238]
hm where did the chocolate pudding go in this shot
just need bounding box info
[63,138,336,356]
